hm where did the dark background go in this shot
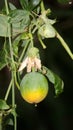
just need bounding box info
[0,0,73,130]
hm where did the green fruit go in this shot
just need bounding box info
[20,72,49,104]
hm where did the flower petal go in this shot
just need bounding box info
[18,57,28,71]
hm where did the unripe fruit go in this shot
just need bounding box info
[20,72,49,104]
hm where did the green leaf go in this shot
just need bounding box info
[0,48,8,70]
[54,74,64,96]
[19,0,28,9]
[47,19,56,25]
[57,0,71,4]
[0,99,10,110]
[29,0,42,10]
[12,35,21,56]
[0,10,30,37]
[10,9,30,23]
[43,66,64,96]
[6,118,14,126]
[11,109,17,117]
[43,67,55,84]
[0,15,10,37]
[19,0,41,10]
[9,2,17,10]
[9,9,30,36]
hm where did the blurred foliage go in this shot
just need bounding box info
[57,0,72,4]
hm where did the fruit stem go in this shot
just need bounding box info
[38,33,46,49]
[56,31,73,59]
[31,67,36,72]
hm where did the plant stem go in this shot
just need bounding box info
[38,34,46,49]
[12,72,17,130]
[8,22,17,130]
[56,31,73,59]
[4,1,17,130]
[4,80,12,101]
[19,41,29,62]
[5,0,9,14]
[14,72,20,90]
[8,29,17,130]
[0,117,2,130]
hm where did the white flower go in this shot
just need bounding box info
[18,56,41,72]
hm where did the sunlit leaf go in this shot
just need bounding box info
[9,2,17,10]
[0,15,10,37]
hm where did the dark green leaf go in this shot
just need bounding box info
[12,35,21,56]
[0,99,10,110]
[6,118,14,126]
[11,109,17,117]
[43,66,64,96]
[19,0,41,10]
[57,0,71,4]
[29,0,41,10]
[54,74,64,96]
[19,0,28,9]
[43,66,55,84]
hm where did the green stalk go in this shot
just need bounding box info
[5,0,9,14]
[14,72,20,90]
[38,34,46,49]
[19,40,29,62]
[8,27,17,130]
[12,72,17,130]
[8,23,17,130]
[4,80,12,101]
[4,1,17,130]
[56,31,73,59]
[0,117,2,130]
